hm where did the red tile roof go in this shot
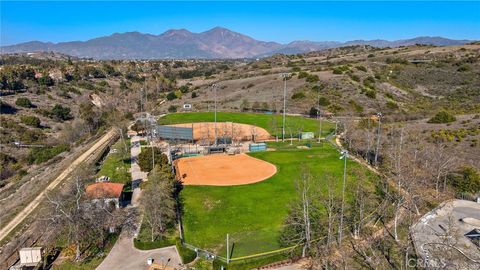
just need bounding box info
[86,182,124,199]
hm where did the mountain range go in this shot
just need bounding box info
[0,27,474,59]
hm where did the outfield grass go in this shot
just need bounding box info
[97,139,131,186]
[159,112,335,137]
[181,140,379,258]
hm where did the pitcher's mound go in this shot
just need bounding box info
[175,154,276,186]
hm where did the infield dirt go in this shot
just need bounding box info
[175,153,277,186]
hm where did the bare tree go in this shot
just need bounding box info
[140,165,176,241]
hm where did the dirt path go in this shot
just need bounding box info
[0,129,117,242]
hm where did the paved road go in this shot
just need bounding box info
[0,129,117,242]
[97,135,183,270]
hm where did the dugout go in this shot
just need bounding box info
[207,146,226,154]
[216,136,232,145]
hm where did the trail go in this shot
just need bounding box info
[0,129,117,242]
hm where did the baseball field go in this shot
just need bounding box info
[162,113,379,258]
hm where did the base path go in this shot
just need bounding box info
[175,153,277,186]
[0,129,117,242]
[169,122,272,142]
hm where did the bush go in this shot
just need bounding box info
[428,111,456,123]
[38,75,54,86]
[191,92,198,98]
[291,92,306,100]
[457,64,472,72]
[21,115,41,127]
[355,65,368,72]
[50,104,72,121]
[448,167,480,194]
[179,85,189,93]
[166,92,177,101]
[176,241,197,264]
[15,97,34,108]
[318,96,330,106]
[306,74,319,83]
[386,100,399,109]
[168,105,178,113]
[365,89,376,99]
[28,144,70,164]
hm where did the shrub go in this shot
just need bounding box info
[28,144,70,164]
[386,100,399,109]
[50,104,72,121]
[332,65,350,74]
[176,241,197,264]
[298,71,309,79]
[428,111,456,123]
[349,100,364,113]
[37,75,54,86]
[168,105,178,113]
[367,54,375,58]
[355,65,367,72]
[363,76,376,88]
[318,96,330,106]
[179,85,189,93]
[365,89,376,99]
[306,74,319,83]
[15,97,34,108]
[166,92,177,101]
[448,167,480,194]
[291,92,306,100]
[191,92,198,98]
[349,74,360,82]
[21,115,41,127]
[457,64,471,72]
[246,83,255,88]
[309,107,319,117]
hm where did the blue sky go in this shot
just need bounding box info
[1,1,479,46]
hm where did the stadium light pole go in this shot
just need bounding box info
[212,83,218,146]
[317,85,322,143]
[281,73,290,142]
[374,112,382,167]
[338,149,349,245]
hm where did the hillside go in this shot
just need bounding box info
[1,43,479,189]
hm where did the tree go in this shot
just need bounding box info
[38,75,54,86]
[141,165,176,241]
[15,97,34,108]
[43,166,108,261]
[280,168,320,257]
[137,147,168,172]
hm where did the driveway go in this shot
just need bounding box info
[97,135,183,270]
[97,236,182,270]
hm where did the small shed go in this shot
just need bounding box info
[19,247,43,266]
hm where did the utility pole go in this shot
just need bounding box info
[317,87,322,142]
[374,112,382,167]
[339,150,348,245]
[281,73,290,142]
[226,233,230,263]
[212,83,218,146]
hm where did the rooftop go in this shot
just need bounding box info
[86,182,124,199]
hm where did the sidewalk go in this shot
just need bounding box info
[97,135,183,270]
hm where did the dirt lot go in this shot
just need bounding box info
[169,122,271,142]
[175,153,277,186]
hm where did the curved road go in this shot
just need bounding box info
[0,129,117,242]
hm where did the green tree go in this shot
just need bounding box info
[166,92,177,101]
[138,147,169,172]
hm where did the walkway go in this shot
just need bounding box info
[97,135,183,270]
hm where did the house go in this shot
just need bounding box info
[86,182,124,208]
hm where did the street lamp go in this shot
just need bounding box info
[212,83,218,146]
[338,149,349,245]
[281,73,290,142]
[374,112,382,167]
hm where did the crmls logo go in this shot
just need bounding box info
[407,258,447,268]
